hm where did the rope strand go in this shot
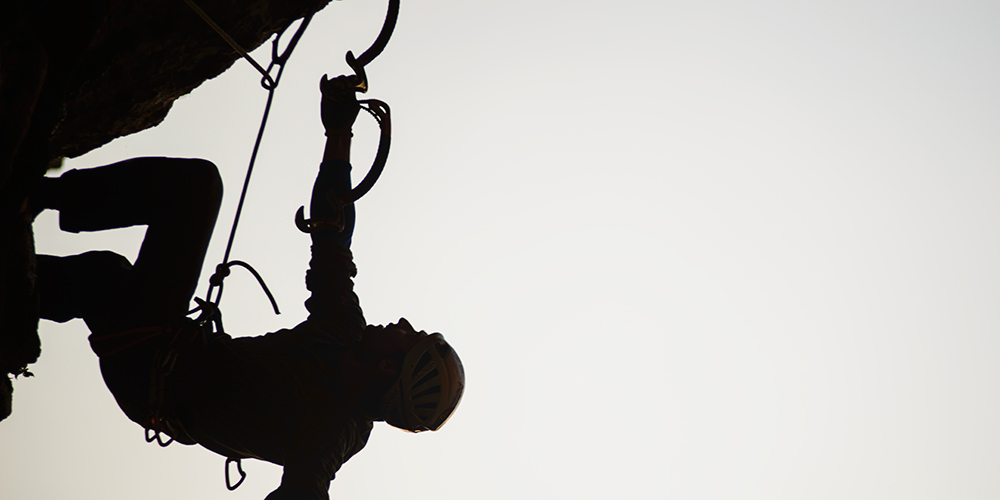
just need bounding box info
[181,0,315,310]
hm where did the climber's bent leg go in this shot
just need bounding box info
[36,157,223,333]
[37,251,133,328]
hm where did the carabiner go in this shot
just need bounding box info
[225,457,247,490]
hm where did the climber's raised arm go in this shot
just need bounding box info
[301,75,365,337]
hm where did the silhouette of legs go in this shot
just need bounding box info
[36,157,222,334]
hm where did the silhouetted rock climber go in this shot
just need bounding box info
[29,75,464,500]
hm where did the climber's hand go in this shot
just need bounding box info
[320,74,360,132]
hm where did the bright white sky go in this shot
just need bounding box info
[4,0,1000,498]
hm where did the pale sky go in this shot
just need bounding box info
[3,1,1000,498]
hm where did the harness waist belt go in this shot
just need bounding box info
[89,325,199,358]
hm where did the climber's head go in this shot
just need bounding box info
[361,319,465,432]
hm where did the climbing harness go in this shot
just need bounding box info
[140,0,401,490]
[144,323,203,448]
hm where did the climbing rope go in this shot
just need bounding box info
[142,1,319,485]
[184,0,399,322]
[181,0,317,324]
[165,0,400,491]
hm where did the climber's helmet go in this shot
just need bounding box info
[377,332,465,432]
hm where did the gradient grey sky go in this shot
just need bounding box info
[3,1,1000,498]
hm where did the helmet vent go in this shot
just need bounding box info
[385,332,464,433]
[413,368,438,388]
[412,352,432,373]
[414,386,441,399]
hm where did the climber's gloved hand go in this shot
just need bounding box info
[320,74,360,134]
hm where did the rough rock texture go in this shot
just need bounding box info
[0,0,333,421]
[33,0,332,161]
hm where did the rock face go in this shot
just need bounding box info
[25,0,333,162]
[0,0,333,421]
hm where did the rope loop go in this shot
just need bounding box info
[209,263,231,286]
[225,261,281,315]
[204,261,280,320]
